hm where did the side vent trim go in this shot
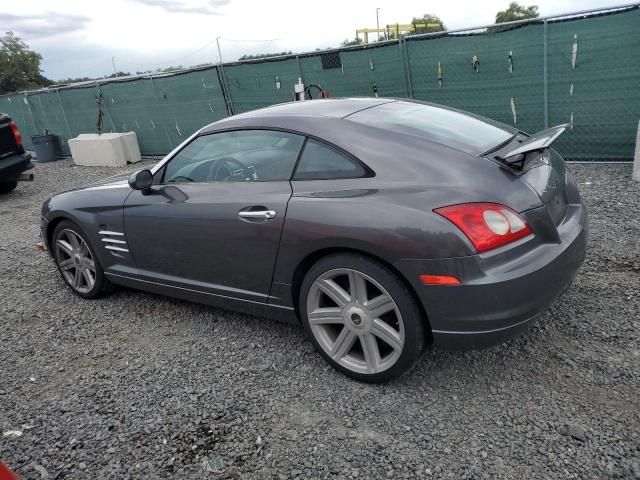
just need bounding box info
[105,245,129,253]
[99,230,129,254]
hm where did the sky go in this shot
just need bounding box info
[0,0,630,80]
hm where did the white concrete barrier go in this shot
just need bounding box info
[634,120,640,182]
[68,132,142,167]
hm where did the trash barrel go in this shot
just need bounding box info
[31,134,58,162]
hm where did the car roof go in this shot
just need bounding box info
[227,98,396,120]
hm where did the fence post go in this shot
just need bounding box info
[56,89,73,140]
[543,19,549,129]
[217,64,235,115]
[296,55,305,85]
[94,82,117,133]
[402,37,415,99]
[633,121,640,182]
[149,76,174,151]
[398,38,409,98]
[23,93,38,135]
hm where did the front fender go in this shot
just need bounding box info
[41,185,133,269]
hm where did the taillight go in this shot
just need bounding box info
[434,203,532,253]
[9,122,23,147]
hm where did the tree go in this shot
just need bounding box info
[56,76,94,84]
[238,51,292,61]
[341,37,363,47]
[0,32,51,94]
[495,2,539,24]
[107,71,131,78]
[410,14,446,34]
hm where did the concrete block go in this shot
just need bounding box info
[119,132,142,164]
[68,132,142,167]
[634,120,640,182]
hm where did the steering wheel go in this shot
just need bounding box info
[207,156,253,182]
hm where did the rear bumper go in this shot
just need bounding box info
[0,152,33,180]
[395,203,587,350]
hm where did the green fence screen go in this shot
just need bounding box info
[1,6,638,160]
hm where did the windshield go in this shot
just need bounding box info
[347,101,514,155]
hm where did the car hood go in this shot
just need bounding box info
[86,173,130,188]
[42,172,133,220]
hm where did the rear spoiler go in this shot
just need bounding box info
[499,123,570,169]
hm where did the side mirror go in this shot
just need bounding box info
[128,169,153,191]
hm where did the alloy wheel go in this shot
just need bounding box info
[306,268,405,375]
[55,229,96,294]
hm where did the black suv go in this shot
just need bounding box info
[0,114,33,194]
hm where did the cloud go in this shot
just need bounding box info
[0,12,91,39]
[129,0,230,15]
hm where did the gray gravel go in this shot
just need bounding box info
[1,159,639,480]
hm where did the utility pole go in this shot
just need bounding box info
[111,56,118,77]
[216,37,223,64]
[376,8,381,41]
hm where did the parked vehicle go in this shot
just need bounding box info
[40,98,587,382]
[0,114,34,193]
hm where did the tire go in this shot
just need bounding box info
[299,253,426,383]
[52,220,113,299]
[0,181,18,194]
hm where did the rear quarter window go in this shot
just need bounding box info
[294,139,367,180]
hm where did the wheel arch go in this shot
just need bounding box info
[291,247,433,342]
[46,215,71,257]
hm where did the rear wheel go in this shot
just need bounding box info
[299,253,426,383]
[52,220,113,299]
[0,181,18,194]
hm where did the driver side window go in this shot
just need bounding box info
[162,130,304,183]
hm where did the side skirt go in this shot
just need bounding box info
[105,272,299,324]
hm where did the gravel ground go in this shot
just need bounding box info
[1,159,639,480]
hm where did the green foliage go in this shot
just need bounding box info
[0,32,51,94]
[107,71,132,78]
[410,14,446,34]
[341,37,363,47]
[238,51,292,61]
[56,76,94,84]
[495,2,540,24]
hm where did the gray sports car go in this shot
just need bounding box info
[41,98,587,382]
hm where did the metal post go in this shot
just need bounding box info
[376,8,381,41]
[296,55,305,85]
[543,20,549,129]
[403,38,415,99]
[633,120,640,181]
[215,65,233,117]
[216,37,223,64]
[56,89,73,140]
[215,37,235,115]
[23,93,38,135]
[150,76,174,151]
[94,83,116,132]
[398,38,410,98]
[218,64,234,115]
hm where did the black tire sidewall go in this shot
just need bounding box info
[0,181,18,194]
[299,253,426,383]
[52,220,108,299]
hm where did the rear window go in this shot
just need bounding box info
[347,101,514,155]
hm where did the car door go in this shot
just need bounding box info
[122,129,305,303]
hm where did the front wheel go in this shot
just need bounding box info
[299,253,427,383]
[52,220,113,299]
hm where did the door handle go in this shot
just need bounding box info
[238,209,277,220]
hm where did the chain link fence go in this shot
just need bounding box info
[1,4,638,160]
